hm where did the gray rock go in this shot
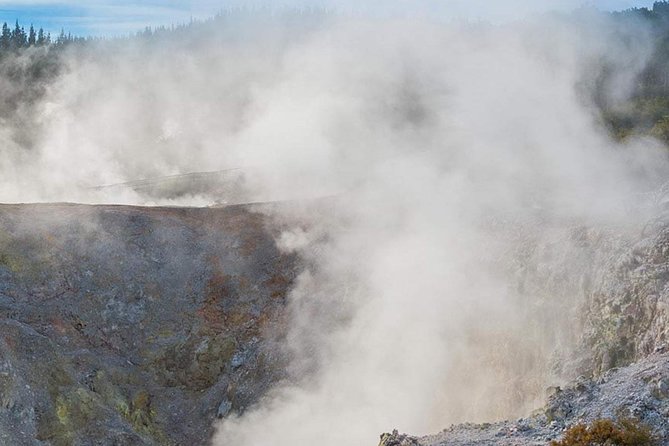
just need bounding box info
[0,203,297,445]
[217,399,233,419]
[388,353,669,445]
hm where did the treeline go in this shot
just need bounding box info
[616,0,669,96]
[0,7,327,51]
[0,21,50,49]
[0,20,82,151]
[602,1,669,142]
[613,0,669,21]
[3,5,669,143]
[0,8,328,152]
[0,20,86,53]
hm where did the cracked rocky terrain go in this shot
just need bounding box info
[0,203,297,445]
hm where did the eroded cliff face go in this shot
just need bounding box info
[513,211,669,378]
[492,212,669,382]
[0,203,297,445]
[581,218,669,375]
[377,209,669,446]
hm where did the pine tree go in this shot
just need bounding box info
[36,28,45,46]
[11,20,26,48]
[28,24,36,46]
[0,23,10,50]
[56,28,66,46]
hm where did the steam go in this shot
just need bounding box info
[214,12,669,445]
[0,6,667,446]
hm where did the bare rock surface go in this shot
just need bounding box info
[0,203,296,445]
[582,218,669,374]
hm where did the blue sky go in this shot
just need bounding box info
[0,0,659,37]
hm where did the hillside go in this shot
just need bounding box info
[0,203,296,445]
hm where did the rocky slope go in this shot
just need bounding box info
[380,351,669,446]
[379,213,669,445]
[6,202,669,446]
[0,203,297,445]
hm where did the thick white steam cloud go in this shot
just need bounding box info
[214,12,669,446]
[0,7,667,446]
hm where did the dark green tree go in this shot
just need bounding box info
[11,20,26,47]
[0,23,10,50]
[36,27,45,46]
[55,28,66,46]
[28,24,36,46]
